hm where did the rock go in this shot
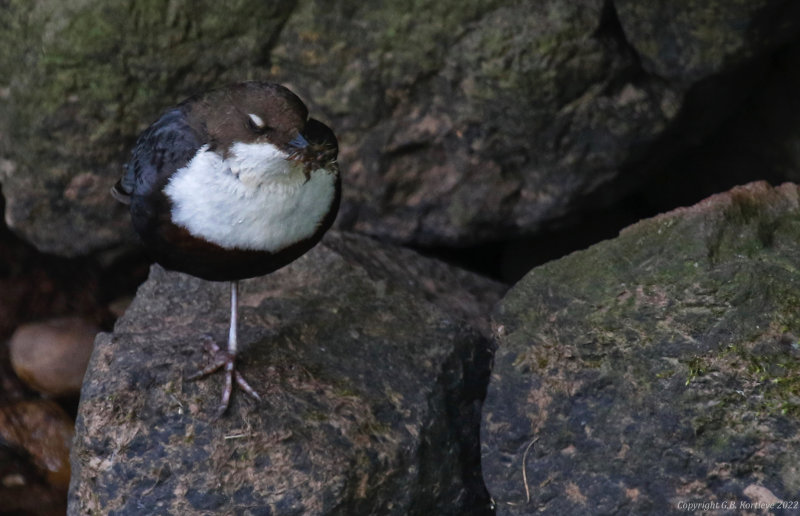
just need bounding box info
[69,231,503,515]
[640,38,800,216]
[0,398,73,515]
[9,317,99,397]
[0,339,28,402]
[482,182,800,513]
[0,399,74,492]
[0,0,294,256]
[615,0,800,83]
[0,191,115,342]
[283,0,678,245]
[5,1,800,256]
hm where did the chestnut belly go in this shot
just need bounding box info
[141,221,327,282]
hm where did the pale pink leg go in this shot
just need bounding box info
[187,281,261,416]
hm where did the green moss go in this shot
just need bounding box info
[684,356,707,386]
[367,0,505,82]
[684,338,800,421]
[3,0,291,167]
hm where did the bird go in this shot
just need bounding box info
[112,81,341,416]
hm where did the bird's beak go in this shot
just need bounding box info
[289,132,309,149]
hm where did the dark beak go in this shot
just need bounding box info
[288,133,309,149]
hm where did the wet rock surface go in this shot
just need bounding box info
[69,232,503,515]
[483,182,800,514]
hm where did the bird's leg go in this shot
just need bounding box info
[225,281,262,406]
[187,281,261,416]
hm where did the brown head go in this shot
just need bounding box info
[182,81,332,160]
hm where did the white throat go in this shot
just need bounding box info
[164,142,336,252]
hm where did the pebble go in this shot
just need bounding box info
[9,316,98,397]
[0,399,74,491]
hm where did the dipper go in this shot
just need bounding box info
[112,81,340,416]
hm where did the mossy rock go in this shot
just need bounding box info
[0,0,290,255]
[484,182,800,513]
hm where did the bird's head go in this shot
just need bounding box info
[189,82,338,175]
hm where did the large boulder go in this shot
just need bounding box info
[640,37,800,214]
[69,232,503,515]
[4,0,800,256]
[0,0,293,255]
[483,182,800,513]
[615,0,800,83]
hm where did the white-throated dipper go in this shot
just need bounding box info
[112,81,340,416]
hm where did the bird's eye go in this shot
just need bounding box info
[247,113,270,133]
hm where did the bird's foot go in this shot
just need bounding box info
[187,337,261,417]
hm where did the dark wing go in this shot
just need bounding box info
[112,108,203,203]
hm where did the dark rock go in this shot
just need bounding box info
[69,231,503,515]
[483,182,800,513]
[287,0,676,246]
[0,338,28,403]
[0,451,68,516]
[615,0,800,83]
[5,1,800,257]
[0,0,294,256]
[0,187,112,341]
[9,317,99,397]
[640,38,800,215]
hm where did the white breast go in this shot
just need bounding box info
[164,142,336,252]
